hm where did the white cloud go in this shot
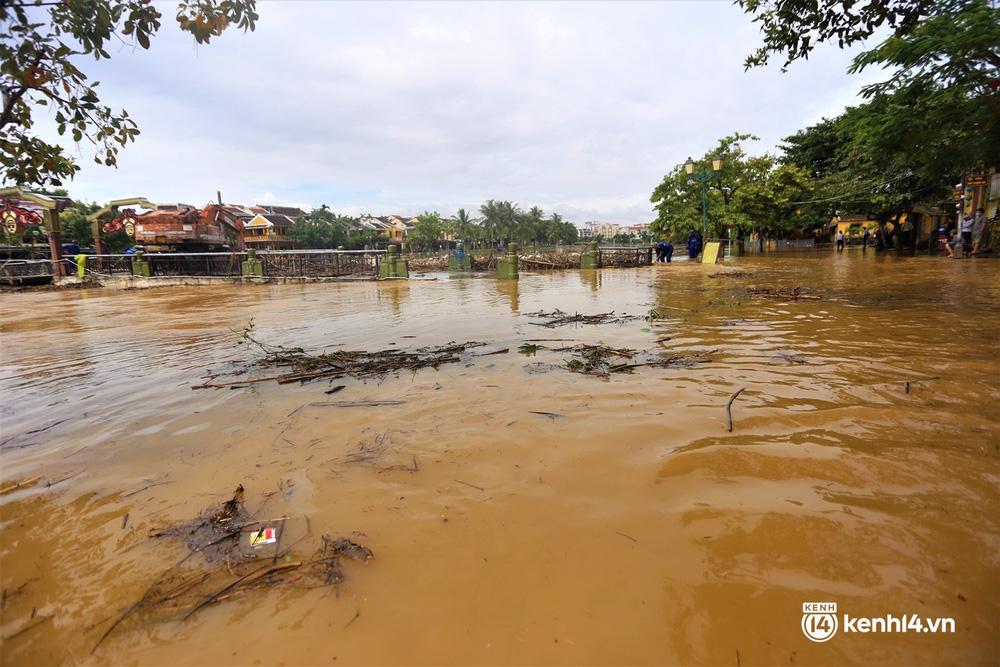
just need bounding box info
[48,0,875,224]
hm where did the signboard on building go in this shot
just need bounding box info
[965,174,989,187]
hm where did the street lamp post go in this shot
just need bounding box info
[684,156,723,240]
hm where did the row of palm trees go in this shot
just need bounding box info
[449,200,580,245]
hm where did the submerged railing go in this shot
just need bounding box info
[0,258,54,284]
[72,249,386,279]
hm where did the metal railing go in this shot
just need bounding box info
[257,249,382,277]
[598,246,653,266]
[0,258,53,284]
[81,254,143,276]
[70,249,385,279]
[149,252,245,277]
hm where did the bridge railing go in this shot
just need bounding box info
[0,258,54,284]
[598,246,653,266]
[257,249,382,277]
[72,249,385,279]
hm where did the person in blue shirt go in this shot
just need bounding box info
[687,231,701,259]
[655,240,674,263]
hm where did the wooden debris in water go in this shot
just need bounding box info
[554,344,716,377]
[193,321,485,389]
[525,309,641,328]
[744,286,819,301]
[561,344,637,377]
[742,286,850,302]
[312,535,374,591]
[726,388,746,432]
[94,484,373,652]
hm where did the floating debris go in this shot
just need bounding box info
[529,411,566,421]
[561,344,637,377]
[94,484,372,652]
[530,343,717,377]
[743,286,822,301]
[193,320,485,389]
[524,310,641,328]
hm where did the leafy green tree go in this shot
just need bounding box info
[409,211,444,249]
[744,0,1000,228]
[739,0,939,71]
[651,133,814,240]
[1,0,258,187]
[345,228,382,250]
[732,164,813,236]
[59,199,101,245]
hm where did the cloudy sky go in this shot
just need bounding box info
[50,1,877,225]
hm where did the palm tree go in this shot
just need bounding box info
[454,208,475,242]
[547,212,564,244]
[479,200,499,244]
[526,206,544,244]
[497,200,520,244]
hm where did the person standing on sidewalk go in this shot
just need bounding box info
[960,214,975,258]
[972,208,986,255]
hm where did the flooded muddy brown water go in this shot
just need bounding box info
[1,252,998,665]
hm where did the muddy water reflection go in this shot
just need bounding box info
[1,253,998,665]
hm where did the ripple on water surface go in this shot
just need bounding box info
[1,252,998,666]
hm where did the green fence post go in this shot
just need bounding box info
[242,248,264,277]
[379,244,409,279]
[580,241,600,269]
[132,250,151,277]
[497,242,519,279]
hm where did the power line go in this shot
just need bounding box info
[787,173,916,206]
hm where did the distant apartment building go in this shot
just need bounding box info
[580,221,621,239]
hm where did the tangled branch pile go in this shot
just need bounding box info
[525,309,641,328]
[517,250,581,269]
[563,344,637,376]
[743,286,821,301]
[254,342,485,385]
[96,485,372,651]
[525,343,718,378]
[193,321,484,389]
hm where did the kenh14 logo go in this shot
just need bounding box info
[801,601,956,642]
[802,602,839,642]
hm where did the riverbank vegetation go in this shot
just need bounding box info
[651,0,1000,240]
[288,202,581,251]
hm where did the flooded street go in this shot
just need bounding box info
[1,252,998,665]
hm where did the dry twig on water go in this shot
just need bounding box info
[726,388,746,432]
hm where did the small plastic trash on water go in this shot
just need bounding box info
[249,526,278,547]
